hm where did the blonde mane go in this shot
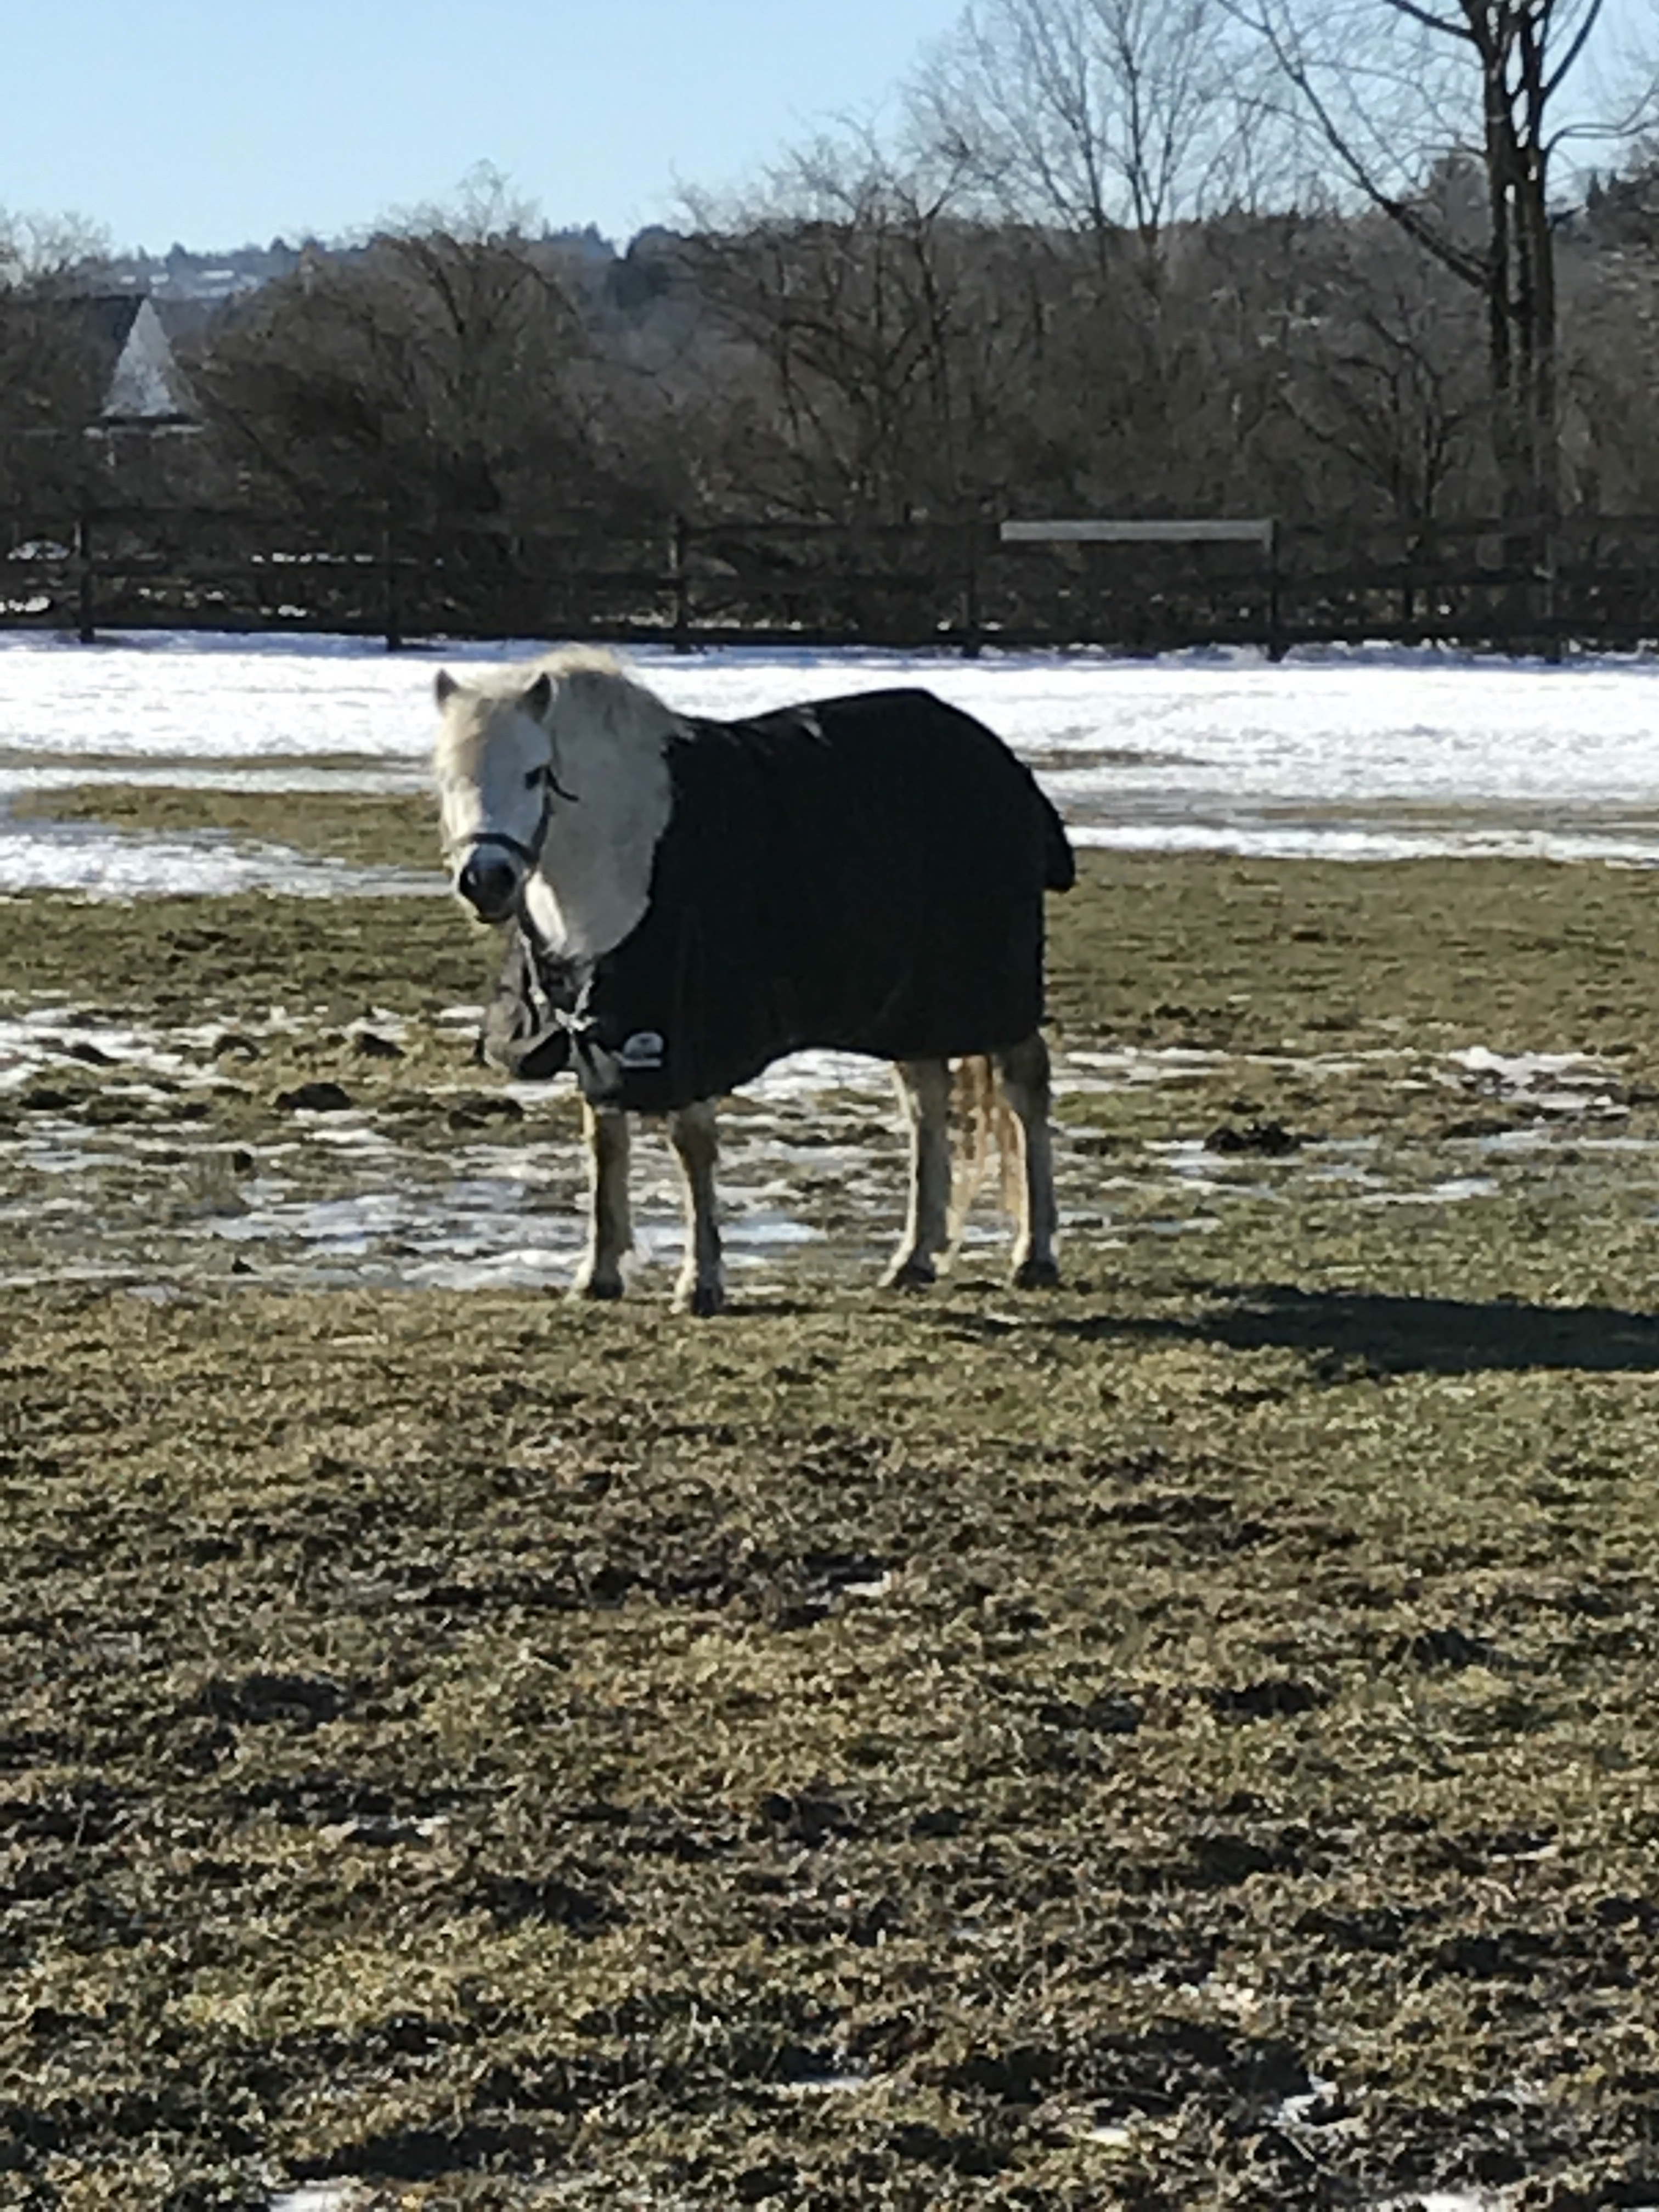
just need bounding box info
[431,646,678,783]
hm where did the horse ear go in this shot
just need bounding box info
[435,669,460,708]
[523,672,553,720]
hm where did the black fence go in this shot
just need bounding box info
[4,505,1659,655]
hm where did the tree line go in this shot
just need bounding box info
[3,1,1657,576]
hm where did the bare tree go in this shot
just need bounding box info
[0,210,114,517]
[898,0,1282,522]
[1223,0,1659,517]
[200,168,591,526]
[684,136,1017,522]
[908,0,1251,296]
[1274,215,1489,521]
[0,209,108,294]
[1555,159,1659,509]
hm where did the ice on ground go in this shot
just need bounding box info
[1271,2075,1340,2127]
[1,1009,1628,1295]
[1442,1044,1626,1116]
[1365,2194,1526,2212]
[1362,1175,1500,1206]
[0,814,436,898]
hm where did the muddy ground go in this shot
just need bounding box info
[4,814,1659,2208]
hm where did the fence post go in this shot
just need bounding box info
[961,521,982,658]
[671,515,691,653]
[382,517,403,652]
[75,499,96,645]
[1265,520,1284,662]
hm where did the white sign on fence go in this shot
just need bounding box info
[1000,518,1276,549]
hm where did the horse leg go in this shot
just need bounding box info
[884,1057,952,1289]
[574,1102,631,1299]
[667,1099,724,1316]
[996,1032,1060,1289]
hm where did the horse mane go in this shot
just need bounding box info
[537,648,682,755]
[432,646,680,783]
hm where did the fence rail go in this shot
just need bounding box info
[4,506,1659,654]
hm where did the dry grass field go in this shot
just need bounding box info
[5,816,1659,2208]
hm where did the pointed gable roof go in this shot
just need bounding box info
[65,294,196,424]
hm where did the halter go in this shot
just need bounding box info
[452,753,578,882]
[464,825,546,871]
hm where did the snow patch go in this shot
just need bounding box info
[7,635,1659,889]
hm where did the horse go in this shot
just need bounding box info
[432,647,1074,1314]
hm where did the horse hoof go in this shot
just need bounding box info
[675,1281,726,1318]
[883,1257,937,1292]
[573,1275,624,1302]
[1012,1255,1060,1290]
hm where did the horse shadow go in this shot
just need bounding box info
[1029,1282,1659,1379]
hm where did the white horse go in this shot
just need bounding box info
[432,647,1073,1314]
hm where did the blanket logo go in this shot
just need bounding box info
[619,1030,667,1070]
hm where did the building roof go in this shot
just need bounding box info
[63,294,197,425]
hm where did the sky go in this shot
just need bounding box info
[1,0,969,255]
[3,0,1652,261]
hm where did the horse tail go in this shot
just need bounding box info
[949,1055,1024,1248]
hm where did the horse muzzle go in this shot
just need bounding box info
[454,848,522,922]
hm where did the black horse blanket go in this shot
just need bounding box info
[477,686,1074,1115]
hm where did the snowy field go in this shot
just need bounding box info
[3,630,1659,893]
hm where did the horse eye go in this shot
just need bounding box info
[523,767,544,791]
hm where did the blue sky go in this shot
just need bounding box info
[4,0,1652,258]
[2,0,969,253]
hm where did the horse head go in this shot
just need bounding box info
[432,667,567,922]
[431,649,674,962]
